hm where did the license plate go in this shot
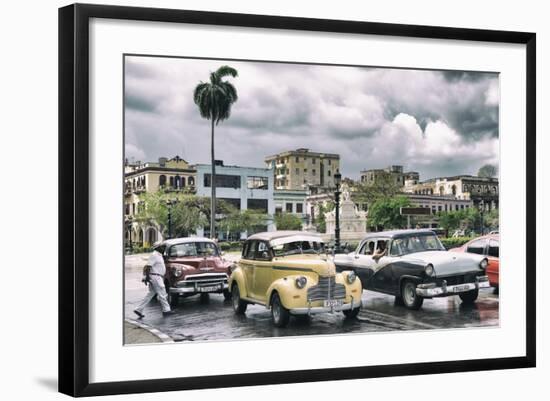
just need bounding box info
[324,299,343,308]
[454,284,472,293]
[199,285,221,292]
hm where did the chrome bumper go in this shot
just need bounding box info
[169,283,229,294]
[416,276,490,297]
[290,297,358,315]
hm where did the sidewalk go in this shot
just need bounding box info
[124,320,168,344]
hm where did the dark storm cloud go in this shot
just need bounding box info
[125,93,157,113]
[124,57,499,180]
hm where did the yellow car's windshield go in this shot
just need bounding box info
[272,241,325,257]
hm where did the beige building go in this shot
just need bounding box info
[405,175,499,210]
[265,148,340,194]
[360,165,419,187]
[124,156,196,248]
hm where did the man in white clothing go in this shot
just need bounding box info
[134,244,174,318]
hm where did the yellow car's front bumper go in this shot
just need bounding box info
[289,296,360,315]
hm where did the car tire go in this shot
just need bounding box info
[223,289,232,300]
[459,288,479,304]
[231,284,247,314]
[343,306,361,319]
[271,293,290,328]
[167,290,178,308]
[401,280,424,310]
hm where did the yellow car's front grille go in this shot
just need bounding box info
[307,276,346,301]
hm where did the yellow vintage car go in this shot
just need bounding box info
[229,231,363,327]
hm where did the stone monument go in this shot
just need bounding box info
[324,184,367,242]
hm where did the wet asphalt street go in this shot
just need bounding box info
[124,254,499,343]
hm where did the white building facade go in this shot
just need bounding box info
[195,162,275,238]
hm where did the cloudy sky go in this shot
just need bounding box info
[124,56,499,180]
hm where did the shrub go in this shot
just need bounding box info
[440,237,472,250]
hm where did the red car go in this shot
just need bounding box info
[451,234,499,290]
[156,238,234,306]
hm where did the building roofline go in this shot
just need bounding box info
[265,149,340,160]
[125,166,196,177]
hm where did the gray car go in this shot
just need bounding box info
[333,229,490,309]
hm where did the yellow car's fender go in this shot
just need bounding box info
[266,275,312,310]
[336,271,363,305]
[228,267,249,299]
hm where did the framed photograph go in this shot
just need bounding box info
[59,3,536,397]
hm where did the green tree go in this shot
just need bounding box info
[193,65,239,238]
[477,164,498,178]
[353,172,402,205]
[484,208,499,230]
[134,191,234,238]
[438,210,464,233]
[219,209,268,237]
[274,213,303,231]
[367,196,411,230]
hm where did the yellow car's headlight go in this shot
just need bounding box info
[295,276,307,289]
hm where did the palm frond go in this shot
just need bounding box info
[215,65,238,79]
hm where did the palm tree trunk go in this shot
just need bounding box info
[210,118,216,239]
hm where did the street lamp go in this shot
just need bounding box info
[126,216,133,253]
[334,172,342,253]
[166,199,178,239]
[479,200,485,235]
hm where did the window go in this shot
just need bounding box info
[328,170,331,176]
[168,242,219,257]
[159,175,166,187]
[247,199,268,213]
[188,176,195,186]
[286,203,293,213]
[204,174,241,188]
[312,169,316,175]
[312,158,316,164]
[295,168,300,175]
[256,241,271,260]
[125,204,130,215]
[488,239,499,257]
[244,241,257,259]
[360,240,376,255]
[296,203,303,213]
[328,159,332,165]
[295,156,299,162]
[275,207,283,215]
[304,168,308,173]
[247,176,268,189]
[467,239,486,255]
[169,176,174,187]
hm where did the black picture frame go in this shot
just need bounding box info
[59,3,536,397]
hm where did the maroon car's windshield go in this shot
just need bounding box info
[168,242,219,257]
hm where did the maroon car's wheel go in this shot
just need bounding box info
[168,291,178,307]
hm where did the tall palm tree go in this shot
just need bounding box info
[193,65,238,239]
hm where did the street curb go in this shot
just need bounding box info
[125,318,175,343]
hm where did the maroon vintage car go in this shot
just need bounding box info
[156,237,234,306]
